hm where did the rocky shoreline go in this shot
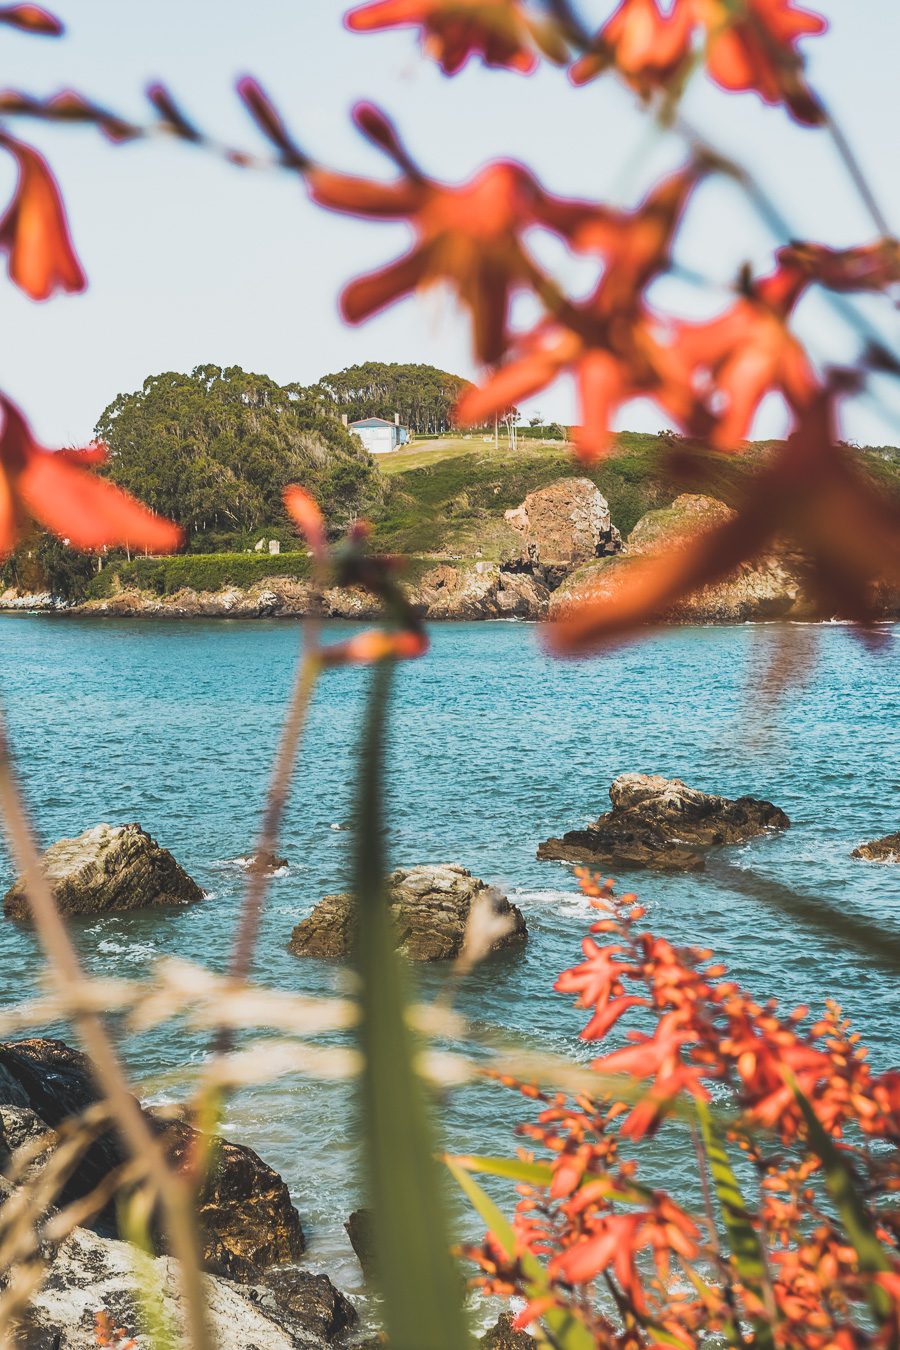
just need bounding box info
[4,483,896,625]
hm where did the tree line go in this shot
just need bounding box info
[314,361,470,434]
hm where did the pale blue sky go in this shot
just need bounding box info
[1,0,898,446]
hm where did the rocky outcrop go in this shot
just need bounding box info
[503,478,621,578]
[538,773,789,871]
[3,824,204,921]
[155,1116,306,1281]
[289,864,527,962]
[7,1221,352,1350]
[852,832,900,862]
[482,1312,535,1347]
[549,494,804,624]
[0,1039,305,1279]
[344,1208,375,1279]
[417,563,549,619]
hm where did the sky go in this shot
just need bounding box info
[1,0,899,447]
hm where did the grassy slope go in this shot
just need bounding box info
[371,432,777,559]
[87,432,900,595]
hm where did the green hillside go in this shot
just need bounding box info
[369,432,771,560]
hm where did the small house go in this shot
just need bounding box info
[346,414,409,454]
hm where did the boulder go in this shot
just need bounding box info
[481,1312,535,1346]
[289,864,527,962]
[852,832,900,862]
[538,773,789,872]
[3,824,204,921]
[345,1207,375,1279]
[548,495,802,624]
[244,1268,357,1343]
[0,1039,305,1279]
[503,478,621,573]
[6,1221,343,1350]
[154,1116,306,1281]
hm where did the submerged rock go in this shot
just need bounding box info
[538,773,789,872]
[0,1038,305,1279]
[852,832,900,862]
[288,864,527,962]
[3,823,203,921]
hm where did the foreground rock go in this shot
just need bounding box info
[289,864,527,962]
[852,832,900,862]
[9,1220,351,1350]
[538,773,789,871]
[0,1038,305,1279]
[3,824,203,921]
[503,478,621,580]
[482,1312,534,1347]
[549,494,804,624]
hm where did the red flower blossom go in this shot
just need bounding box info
[308,103,582,363]
[284,485,327,561]
[0,4,62,35]
[344,0,552,75]
[456,166,703,456]
[0,134,85,300]
[569,0,694,96]
[696,0,826,124]
[0,395,182,556]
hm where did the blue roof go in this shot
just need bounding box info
[350,417,395,428]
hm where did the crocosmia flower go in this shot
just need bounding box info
[696,0,826,123]
[344,0,548,75]
[0,395,182,556]
[0,134,85,300]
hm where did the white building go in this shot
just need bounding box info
[346,415,410,454]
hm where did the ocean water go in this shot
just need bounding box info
[0,616,898,1309]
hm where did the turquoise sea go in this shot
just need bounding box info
[0,617,898,1307]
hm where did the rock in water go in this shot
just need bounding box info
[481,1312,535,1346]
[538,773,789,872]
[288,863,527,962]
[155,1116,306,1280]
[345,1207,375,1279]
[852,832,900,862]
[3,823,204,920]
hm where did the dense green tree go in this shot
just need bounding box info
[95,364,382,542]
[314,361,471,434]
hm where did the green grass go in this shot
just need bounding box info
[87,551,313,599]
[371,432,771,557]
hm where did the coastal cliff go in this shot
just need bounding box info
[3,472,898,624]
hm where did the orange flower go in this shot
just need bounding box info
[344,0,544,75]
[0,134,85,300]
[569,0,694,96]
[321,628,428,665]
[696,0,826,123]
[0,4,62,34]
[284,485,327,561]
[0,395,182,556]
[308,104,569,364]
[456,166,703,456]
